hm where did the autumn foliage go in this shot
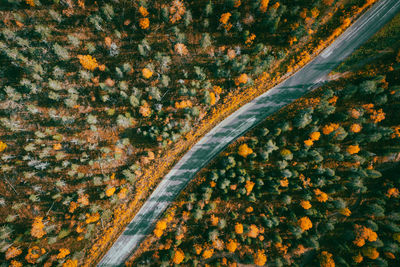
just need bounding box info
[238,143,253,157]
[253,250,267,266]
[298,216,313,231]
[31,217,46,239]
[139,18,150,29]
[0,141,7,152]
[77,55,98,71]
[5,247,22,260]
[172,249,185,264]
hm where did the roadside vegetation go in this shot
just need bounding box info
[129,12,400,267]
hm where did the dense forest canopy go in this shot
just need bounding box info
[0,0,388,266]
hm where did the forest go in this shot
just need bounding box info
[129,12,400,267]
[0,0,386,266]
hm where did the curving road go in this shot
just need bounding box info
[98,0,400,266]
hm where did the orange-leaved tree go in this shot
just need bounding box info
[172,249,185,264]
[31,217,46,238]
[298,216,313,232]
[77,55,98,71]
[253,249,267,266]
[238,144,253,157]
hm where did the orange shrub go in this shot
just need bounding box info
[347,145,360,154]
[172,249,185,264]
[235,223,243,234]
[213,85,222,94]
[362,247,379,260]
[226,239,238,252]
[174,43,189,56]
[319,251,335,267]
[245,180,255,195]
[339,208,351,217]
[85,212,100,224]
[314,189,328,202]
[25,246,45,264]
[370,109,385,123]
[349,108,361,119]
[272,2,280,9]
[245,34,256,46]
[139,102,151,117]
[248,224,259,238]
[300,200,312,210]
[154,220,167,238]
[362,103,374,113]
[353,225,377,247]
[304,139,314,146]
[56,248,70,259]
[342,18,351,28]
[154,228,163,238]
[227,49,236,59]
[77,55,98,71]
[260,0,270,12]
[234,0,241,7]
[6,247,22,260]
[63,259,78,267]
[350,124,362,133]
[235,73,249,86]
[311,7,320,18]
[53,143,62,150]
[142,68,153,79]
[391,126,400,139]
[202,248,214,259]
[280,178,289,187]
[105,37,112,47]
[194,244,202,255]
[298,216,313,231]
[139,6,149,17]
[210,215,219,226]
[10,261,22,267]
[25,0,35,6]
[253,250,267,266]
[213,239,224,251]
[238,143,253,157]
[0,141,7,152]
[289,37,298,46]
[300,8,307,19]
[78,194,89,206]
[175,100,192,109]
[322,123,339,135]
[105,187,116,197]
[69,201,78,213]
[139,18,150,29]
[169,0,186,23]
[157,221,167,230]
[210,92,216,105]
[220,12,231,24]
[310,131,321,141]
[118,187,128,199]
[246,206,254,213]
[353,253,363,263]
[386,188,399,198]
[31,217,46,238]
